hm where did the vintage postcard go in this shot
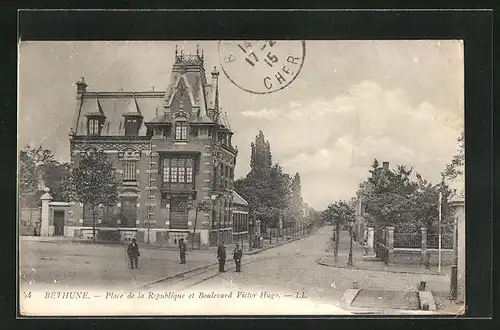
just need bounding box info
[18,40,465,316]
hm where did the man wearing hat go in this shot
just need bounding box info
[179,238,187,264]
[217,241,226,272]
[127,238,140,269]
[233,243,243,272]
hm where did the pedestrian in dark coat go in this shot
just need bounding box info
[127,238,140,269]
[217,242,226,272]
[179,238,187,264]
[233,243,243,272]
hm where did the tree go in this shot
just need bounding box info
[442,131,464,180]
[286,173,303,227]
[19,145,54,206]
[189,199,212,249]
[235,131,294,231]
[322,201,355,261]
[361,159,454,235]
[41,161,71,201]
[71,151,120,243]
[249,130,272,178]
[19,145,70,207]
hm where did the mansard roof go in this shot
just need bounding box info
[72,50,231,136]
[122,96,143,117]
[85,98,105,117]
[73,92,163,136]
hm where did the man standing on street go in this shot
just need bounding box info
[217,241,226,272]
[179,238,187,264]
[127,238,140,269]
[233,243,243,272]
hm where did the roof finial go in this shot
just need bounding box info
[175,44,178,56]
[201,49,204,60]
[196,44,200,55]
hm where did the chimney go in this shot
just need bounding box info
[211,66,219,87]
[76,76,87,96]
[382,162,389,170]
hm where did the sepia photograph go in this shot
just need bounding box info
[18,40,465,316]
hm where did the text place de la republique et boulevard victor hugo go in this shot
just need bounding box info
[18,40,465,316]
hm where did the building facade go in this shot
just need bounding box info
[65,49,249,248]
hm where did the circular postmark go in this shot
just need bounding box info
[218,40,306,94]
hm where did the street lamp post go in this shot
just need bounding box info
[347,220,354,267]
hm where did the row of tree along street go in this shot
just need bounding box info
[321,132,464,260]
[19,130,321,242]
[234,131,322,235]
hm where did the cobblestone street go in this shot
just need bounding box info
[20,226,459,313]
[20,240,217,289]
[181,226,454,309]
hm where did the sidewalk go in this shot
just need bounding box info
[20,233,310,289]
[20,239,216,289]
[21,233,307,255]
[320,230,450,276]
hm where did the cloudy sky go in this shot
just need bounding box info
[18,40,463,210]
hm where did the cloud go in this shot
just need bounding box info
[233,80,462,209]
[240,108,280,119]
[18,41,463,210]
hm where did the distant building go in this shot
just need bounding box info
[62,48,248,247]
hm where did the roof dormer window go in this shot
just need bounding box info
[88,118,100,135]
[124,117,141,136]
[87,117,104,136]
[123,97,143,137]
[86,99,106,136]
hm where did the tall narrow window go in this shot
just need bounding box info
[175,121,188,140]
[171,159,179,182]
[163,158,170,183]
[123,160,137,181]
[186,159,194,183]
[220,164,224,188]
[178,159,186,183]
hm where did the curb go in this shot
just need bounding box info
[316,258,444,276]
[23,235,308,254]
